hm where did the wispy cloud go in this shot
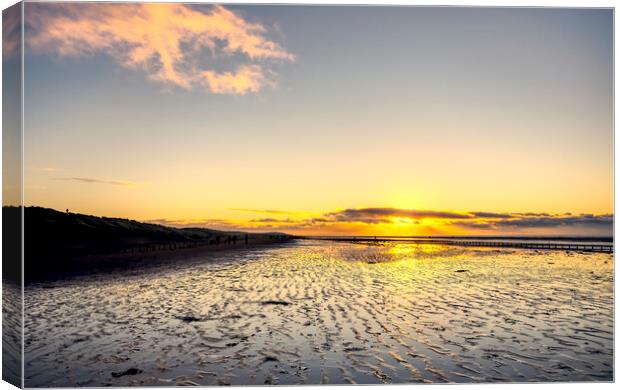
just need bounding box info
[469,211,514,219]
[30,166,62,173]
[325,208,473,224]
[230,208,300,215]
[143,217,274,233]
[25,3,294,94]
[248,218,295,223]
[55,177,139,187]
[453,214,613,230]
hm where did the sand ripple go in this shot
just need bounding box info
[24,240,613,386]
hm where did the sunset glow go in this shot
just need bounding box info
[14,3,612,236]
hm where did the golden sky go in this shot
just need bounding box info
[7,3,613,236]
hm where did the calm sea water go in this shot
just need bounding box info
[24,240,613,386]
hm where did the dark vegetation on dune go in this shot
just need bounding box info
[3,206,22,282]
[2,206,292,281]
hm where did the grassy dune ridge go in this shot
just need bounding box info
[2,206,292,280]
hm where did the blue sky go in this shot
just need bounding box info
[15,4,613,235]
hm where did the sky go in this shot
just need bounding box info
[6,2,613,236]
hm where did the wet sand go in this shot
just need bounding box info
[24,240,613,386]
[2,280,22,387]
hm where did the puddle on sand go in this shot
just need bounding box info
[24,240,613,386]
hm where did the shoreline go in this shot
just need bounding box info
[26,236,296,283]
[308,237,614,253]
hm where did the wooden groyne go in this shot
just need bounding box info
[80,233,292,257]
[311,237,614,253]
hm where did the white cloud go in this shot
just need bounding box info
[26,3,294,95]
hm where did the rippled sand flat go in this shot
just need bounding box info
[3,280,22,386]
[24,240,613,386]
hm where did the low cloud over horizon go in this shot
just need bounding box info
[144,207,613,236]
[25,3,294,95]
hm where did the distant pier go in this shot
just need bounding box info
[310,237,614,253]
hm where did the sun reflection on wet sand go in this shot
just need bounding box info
[24,240,613,386]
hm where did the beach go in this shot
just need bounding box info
[6,3,614,387]
[24,240,613,386]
